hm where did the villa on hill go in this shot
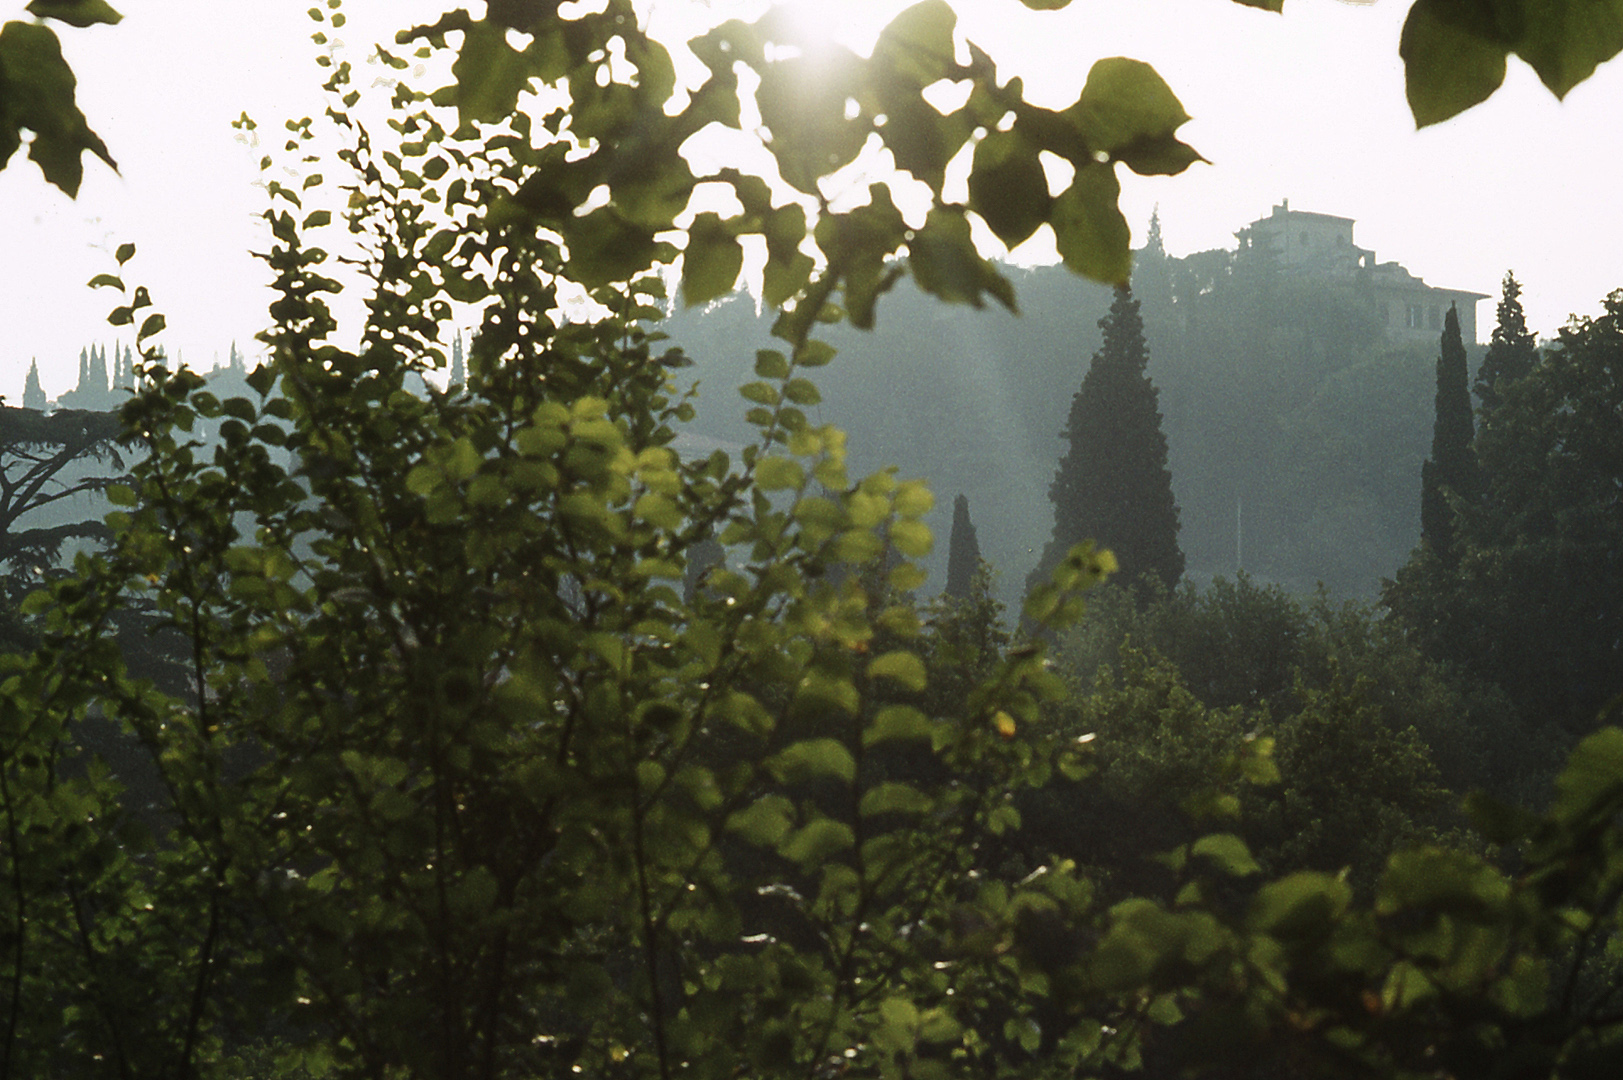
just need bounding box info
[1235,200,1489,345]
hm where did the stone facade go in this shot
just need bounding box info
[1235,200,1488,345]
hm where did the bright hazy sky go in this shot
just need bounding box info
[5,0,1622,401]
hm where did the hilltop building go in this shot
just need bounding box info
[1235,200,1488,344]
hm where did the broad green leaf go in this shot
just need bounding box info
[26,1,123,28]
[1548,725,1623,827]
[1190,833,1260,877]
[909,207,1017,310]
[754,349,790,380]
[727,795,795,847]
[1071,57,1194,161]
[0,21,116,196]
[755,456,804,492]
[1051,163,1130,284]
[889,519,932,557]
[969,129,1051,249]
[780,818,855,864]
[872,0,958,87]
[562,206,673,289]
[864,704,935,746]
[682,212,743,306]
[1399,0,1509,128]
[449,19,531,126]
[767,738,857,784]
[868,650,927,692]
[1402,0,1623,127]
[1247,872,1351,938]
[1021,0,1073,8]
[860,781,933,817]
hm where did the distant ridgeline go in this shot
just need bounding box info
[664,202,1488,606]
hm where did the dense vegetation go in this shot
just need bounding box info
[4,2,1622,1079]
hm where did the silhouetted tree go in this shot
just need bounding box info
[23,359,46,410]
[1028,286,1183,596]
[1475,272,1538,416]
[0,406,125,605]
[944,493,981,600]
[1419,304,1478,566]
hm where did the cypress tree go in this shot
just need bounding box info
[1475,272,1538,417]
[1028,285,1183,595]
[451,330,467,387]
[1419,304,1478,565]
[944,493,982,600]
[23,360,46,410]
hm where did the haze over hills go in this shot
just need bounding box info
[664,205,1484,607]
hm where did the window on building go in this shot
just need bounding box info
[1429,306,1441,330]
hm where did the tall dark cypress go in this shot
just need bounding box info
[1419,304,1479,565]
[1475,272,1538,417]
[1028,285,1183,595]
[944,494,982,600]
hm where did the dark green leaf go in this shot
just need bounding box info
[1399,0,1509,128]
[1051,162,1130,284]
[969,129,1051,249]
[449,19,531,126]
[0,21,116,196]
[682,212,743,307]
[25,0,122,28]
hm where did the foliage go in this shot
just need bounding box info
[1476,271,1540,417]
[1029,286,1183,596]
[1056,574,1553,804]
[1419,304,1479,566]
[0,0,120,196]
[0,404,124,609]
[1387,288,1623,734]
[0,14,1119,1075]
[1398,0,1623,126]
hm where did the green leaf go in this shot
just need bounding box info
[25,1,122,29]
[969,129,1051,249]
[115,241,134,264]
[755,456,804,492]
[864,705,935,747]
[860,781,934,817]
[872,0,958,87]
[727,795,795,847]
[767,738,856,784]
[754,349,790,380]
[682,212,743,306]
[1399,0,1509,128]
[137,312,165,341]
[1051,163,1130,284]
[1071,57,1195,167]
[909,207,1017,310]
[889,519,932,558]
[868,650,927,692]
[448,19,531,126]
[1190,833,1260,877]
[1020,0,1073,8]
[86,273,123,289]
[0,21,117,197]
[780,818,854,864]
[1247,872,1351,939]
[1546,725,1623,828]
[1401,0,1623,127]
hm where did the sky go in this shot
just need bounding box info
[5,0,1623,402]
